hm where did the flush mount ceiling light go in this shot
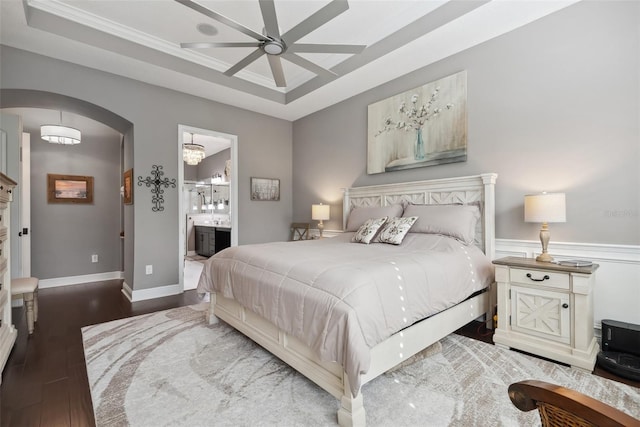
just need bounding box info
[177,0,366,88]
[40,111,81,145]
[183,133,205,165]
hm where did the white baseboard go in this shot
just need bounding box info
[121,282,183,303]
[38,271,124,289]
[11,271,124,307]
[32,272,180,303]
[495,239,640,329]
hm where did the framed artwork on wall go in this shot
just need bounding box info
[367,70,468,174]
[47,173,94,204]
[123,168,133,205]
[250,177,280,201]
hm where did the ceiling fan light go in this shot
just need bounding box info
[183,143,206,165]
[263,40,284,55]
[40,124,82,145]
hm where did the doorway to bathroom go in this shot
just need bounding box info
[177,125,238,291]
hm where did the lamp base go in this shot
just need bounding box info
[536,223,554,263]
[536,252,555,263]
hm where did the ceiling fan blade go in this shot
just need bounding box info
[288,44,366,54]
[224,49,266,77]
[181,42,262,49]
[174,0,267,42]
[267,55,286,87]
[282,53,337,80]
[282,0,349,45]
[259,0,280,38]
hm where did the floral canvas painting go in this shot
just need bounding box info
[367,71,467,174]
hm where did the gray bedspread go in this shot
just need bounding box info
[197,232,494,395]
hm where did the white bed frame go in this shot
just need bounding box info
[207,173,498,426]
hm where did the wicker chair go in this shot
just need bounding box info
[508,380,640,427]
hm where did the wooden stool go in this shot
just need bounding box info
[11,277,39,335]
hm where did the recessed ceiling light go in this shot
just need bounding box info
[196,23,218,36]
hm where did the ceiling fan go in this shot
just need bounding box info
[176,0,366,87]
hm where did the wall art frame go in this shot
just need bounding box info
[367,70,467,174]
[123,168,133,205]
[47,173,94,204]
[250,177,280,201]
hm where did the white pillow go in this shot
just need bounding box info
[376,216,418,245]
[352,217,388,244]
[402,204,480,244]
[346,204,403,231]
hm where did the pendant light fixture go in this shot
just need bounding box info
[41,111,81,145]
[183,133,205,166]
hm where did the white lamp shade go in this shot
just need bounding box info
[524,193,566,223]
[41,125,81,145]
[312,203,330,221]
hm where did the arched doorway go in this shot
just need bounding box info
[0,89,134,287]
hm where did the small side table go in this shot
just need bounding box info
[492,256,599,371]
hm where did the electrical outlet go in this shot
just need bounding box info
[92,254,98,263]
[145,265,153,275]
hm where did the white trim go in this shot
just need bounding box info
[20,132,31,278]
[38,271,123,289]
[121,281,133,301]
[495,238,640,263]
[123,282,183,302]
[495,239,640,329]
[27,0,280,90]
[177,125,238,292]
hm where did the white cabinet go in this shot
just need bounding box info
[0,172,17,382]
[493,256,599,371]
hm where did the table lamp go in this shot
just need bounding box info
[524,192,566,262]
[312,203,330,238]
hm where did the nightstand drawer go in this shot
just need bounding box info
[510,268,569,290]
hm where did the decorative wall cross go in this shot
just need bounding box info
[137,165,176,212]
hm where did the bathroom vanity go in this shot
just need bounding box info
[195,226,231,257]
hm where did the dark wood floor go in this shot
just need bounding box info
[1,280,637,426]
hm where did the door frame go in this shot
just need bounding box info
[177,124,238,290]
[20,132,31,277]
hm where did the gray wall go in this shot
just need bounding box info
[197,148,230,182]
[29,129,122,278]
[1,45,292,292]
[292,1,639,245]
[184,163,197,182]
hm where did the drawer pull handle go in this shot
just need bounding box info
[526,273,550,282]
[562,303,569,309]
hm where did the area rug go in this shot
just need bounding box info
[82,304,640,426]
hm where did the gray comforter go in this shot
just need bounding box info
[197,232,494,395]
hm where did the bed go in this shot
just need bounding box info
[197,173,497,426]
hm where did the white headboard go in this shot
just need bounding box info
[343,173,498,259]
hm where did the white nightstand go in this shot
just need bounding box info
[492,256,599,371]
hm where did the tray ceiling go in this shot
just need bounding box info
[1,0,578,120]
